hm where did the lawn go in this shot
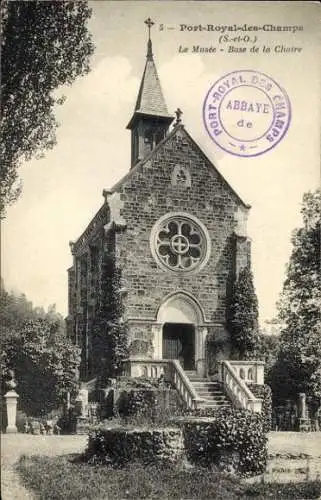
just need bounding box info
[17,454,321,500]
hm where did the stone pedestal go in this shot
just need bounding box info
[5,390,19,434]
[298,393,311,431]
[76,416,90,435]
[75,387,89,418]
[299,393,307,419]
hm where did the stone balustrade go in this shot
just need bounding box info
[125,358,201,409]
[218,360,262,413]
[125,358,263,412]
[168,359,202,410]
[125,359,169,379]
[228,360,265,385]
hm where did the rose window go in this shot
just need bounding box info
[151,214,210,272]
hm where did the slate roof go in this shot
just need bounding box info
[127,40,173,128]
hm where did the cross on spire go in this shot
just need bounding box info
[144,17,154,40]
[144,17,154,59]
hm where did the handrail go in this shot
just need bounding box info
[125,358,169,366]
[168,360,202,409]
[224,361,255,399]
[228,360,265,385]
[171,360,199,399]
[220,360,262,413]
[228,360,265,365]
[125,358,201,409]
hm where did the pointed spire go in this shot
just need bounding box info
[127,19,174,166]
[147,39,153,60]
[127,18,173,128]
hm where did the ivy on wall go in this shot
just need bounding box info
[247,383,272,433]
[92,233,128,381]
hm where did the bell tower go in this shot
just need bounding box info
[127,18,174,168]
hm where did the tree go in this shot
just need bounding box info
[228,265,260,359]
[1,288,81,416]
[256,331,280,376]
[0,1,94,217]
[272,190,321,423]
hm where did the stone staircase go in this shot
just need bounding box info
[185,371,232,409]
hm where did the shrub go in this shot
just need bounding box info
[85,426,183,466]
[57,408,77,434]
[227,265,260,359]
[117,388,157,420]
[117,376,171,390]
[182,407,267,476]
[115,384,183,425]
[182,407,226,418]
[15,410,28,432]
[247,383,272,432]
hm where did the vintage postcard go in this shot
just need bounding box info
[2,1,320,498]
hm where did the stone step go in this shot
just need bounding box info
[194,386,225,392]
[191,381,221,387]
[184,371,232,410]
[200,397,230,403]
[189,376,222,383]
[197,391,228,401]
[192,385,223,392]
[198,402,231,409]
[192,382,224,392]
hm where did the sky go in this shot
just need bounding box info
[2,1,320,326]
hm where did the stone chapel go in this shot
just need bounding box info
[67,21,253,389]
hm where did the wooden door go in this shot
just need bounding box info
[163,325,182,359]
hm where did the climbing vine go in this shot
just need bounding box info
[92,233,128,381]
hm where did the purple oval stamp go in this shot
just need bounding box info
[203,70,291,157]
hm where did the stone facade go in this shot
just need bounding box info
[67,36,251,380]
[67,125,251,379]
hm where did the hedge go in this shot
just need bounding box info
[117,389,157,419]
[247,383,272,433]
[86,407,267,476]
[183,407,267,476]
[115,384,184,425]
[182,384,272,433]
[85,427,183,466]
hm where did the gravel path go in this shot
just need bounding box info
[268,431,321,457]
[1,434,87,500]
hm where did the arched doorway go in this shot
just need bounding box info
[154,292,207,375]
[163,323,195,370]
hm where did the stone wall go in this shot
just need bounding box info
[68,126,251,376]
[115,127,250,327]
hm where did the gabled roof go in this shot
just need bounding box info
[127,39,173,129]
[73,124,250,253]
[110,124,251,209]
